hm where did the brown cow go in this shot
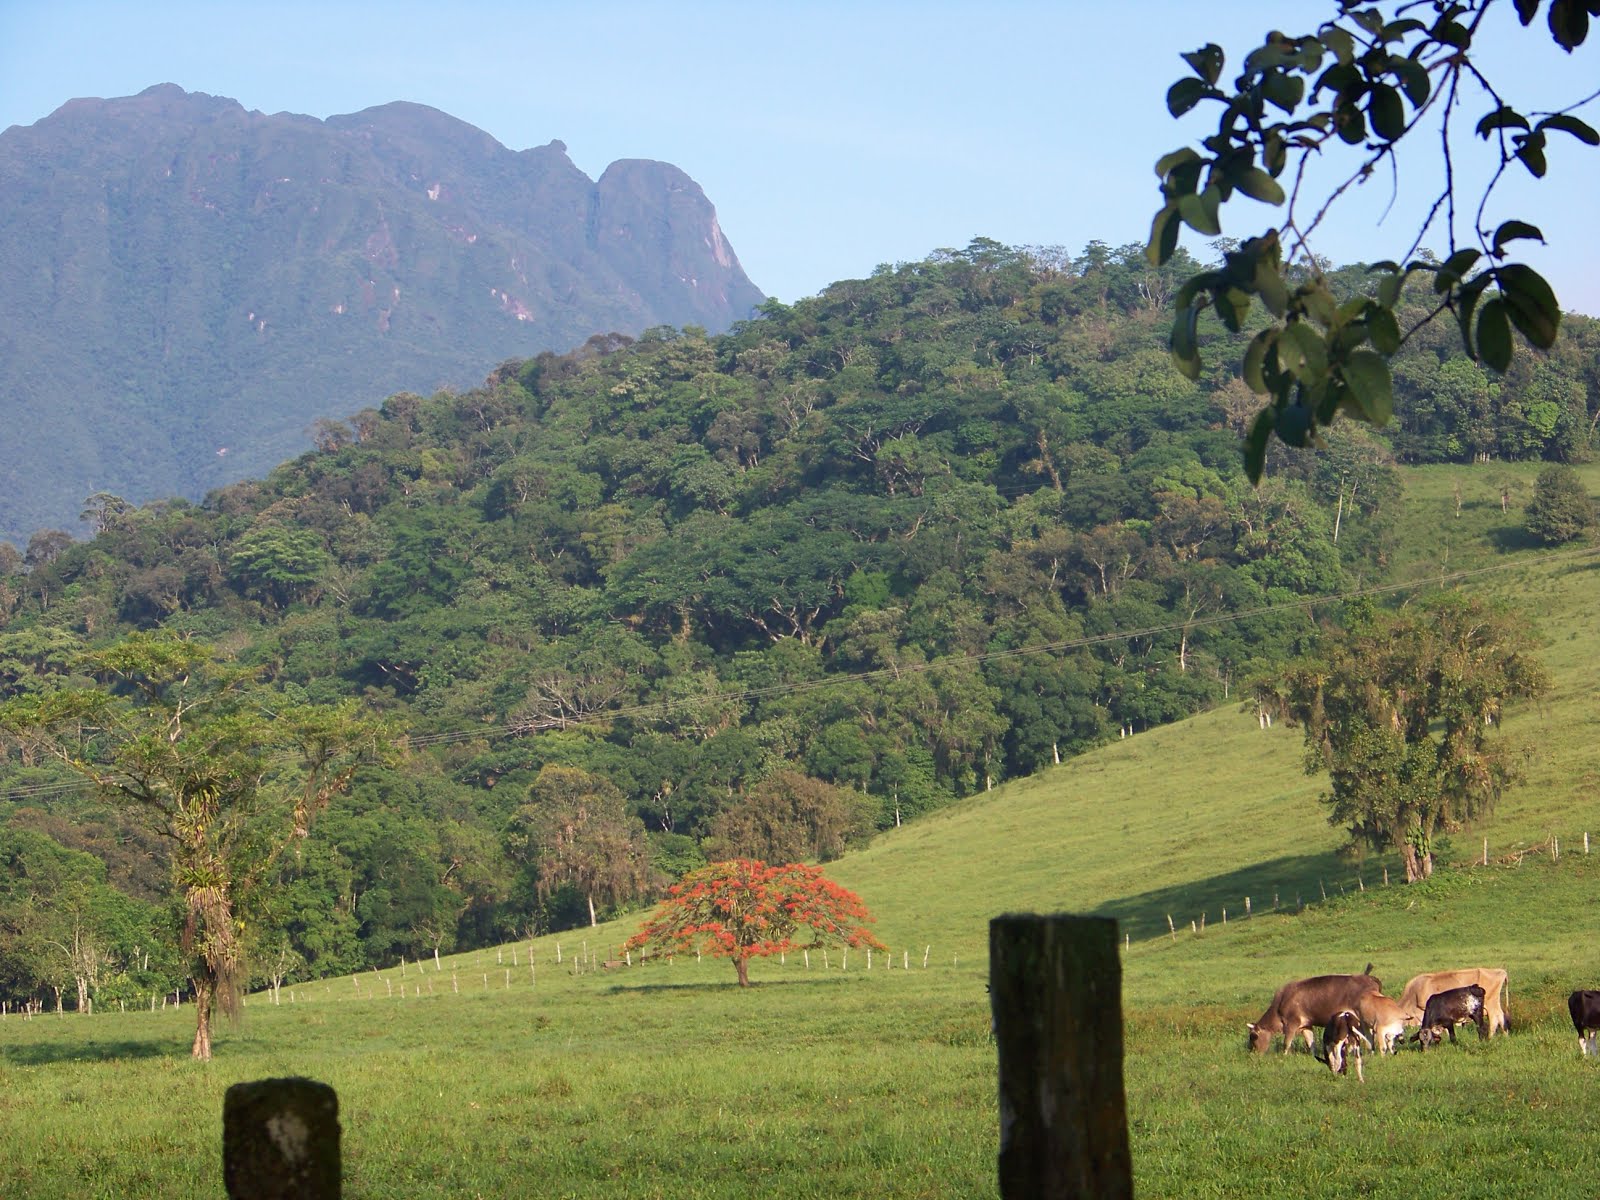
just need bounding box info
[1398,969,1509,1037]
[1354,991,1407,1055]
[1247,968,1383,1054]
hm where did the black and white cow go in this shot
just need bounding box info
[1568,990,1600,1057]
[1321,1009,1371,1081]
[1415,984,1487,1048]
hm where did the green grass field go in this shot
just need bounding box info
[4,467,1600,1198]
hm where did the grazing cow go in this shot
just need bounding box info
[1416,984,1487,1048]
[1247,967,1383,1054]
[1398,968,1510,1037]
[1355,991,1407,1055]
[1321,1009,1371,1081]
[1568,990,1600,1056]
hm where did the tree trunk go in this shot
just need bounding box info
[734,955,751,988]
[1400,842,1425,884]
[192,978,214,1061]
[587,894,598,928]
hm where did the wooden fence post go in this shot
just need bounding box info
[990,914,1132,1200]
[223,1077,339,1198]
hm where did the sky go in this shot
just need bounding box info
[3,0,1598,315]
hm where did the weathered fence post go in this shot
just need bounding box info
[223,1077,340,1199]
[990,914,1132,1200]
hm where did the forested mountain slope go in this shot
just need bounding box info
[0,84,765,543]
[0,240,1595,1007]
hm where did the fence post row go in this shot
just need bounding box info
[990,914,1132,1200]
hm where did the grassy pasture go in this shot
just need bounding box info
[3,466,1600,1197]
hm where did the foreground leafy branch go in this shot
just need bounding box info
[1152,0,1598,480]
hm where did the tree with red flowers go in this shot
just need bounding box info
[624,859,885,987]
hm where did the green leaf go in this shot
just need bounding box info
[1476,106,1531,137]
[1276,402,1313,447]
[1516,132,1549,177]
[1154,148,1203,179]
[1147,202,1181,266]
[1497,263,1562,347]
[1434,248,1482,293]
[1477,297,1514,371]
[1262,71,1305,114]
[1549,0,1591,50]
[1278,321,1329,384]
[1168,77,1209,117]
[1179,187,1222,236]
[1340,350,1394,424]
[1391,55,1432,106]
[1368,84,1407,141]
[1254,259,1289,318]
[1244,408,1275,484]
[1538,113,1600,144]
[1319,26,1355,65]
[1367,304,1402,354]
[1171,304,1203,380]
[1215,287,1252,333]
[1377,271,1402,309]
[1433,19,1471,48]
[1335,102,1367,144]
[1234,165,1287,205]
[1243,328,1276,393]
[1455,273,1494,356]
[1514,0,1540,24]
[1491,220,1545,254]
[1181,43,1225,85]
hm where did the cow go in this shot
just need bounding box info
[1321,1009,1371,1081]
[1416,984,1488,1048]
[1247,967,1383,1054]
[1568,990,1600,1056]
[1354,991,1407,1055]
[1398,968,1509,1037]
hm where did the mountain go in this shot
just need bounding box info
[0,84,766,546]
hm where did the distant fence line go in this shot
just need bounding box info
[1124,828,1594,949]
[0,938,956,1019]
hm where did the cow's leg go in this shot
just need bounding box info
[1447,1022,1458,1045]
[1282,1020,1302,1055]
[1352,1043,1365,1083]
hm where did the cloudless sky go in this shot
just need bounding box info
[3,0,1598,315]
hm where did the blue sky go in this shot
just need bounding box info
[3,0,1597,314]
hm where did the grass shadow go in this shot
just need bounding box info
[1085,851,1395,943]
[2,1036,177,1066]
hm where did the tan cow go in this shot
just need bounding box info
[1398,968,1509,1037]
[1355,991,1407,1055]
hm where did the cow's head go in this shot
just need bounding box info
[1246,1021,1272,1053]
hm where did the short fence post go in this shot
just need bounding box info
[223,1077,339,1199]
[990,914,1132,1200]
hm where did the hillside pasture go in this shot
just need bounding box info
[4,469,1600,1197]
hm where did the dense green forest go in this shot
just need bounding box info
[2,239,1596,1011]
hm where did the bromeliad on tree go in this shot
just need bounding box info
[624,859,886,987]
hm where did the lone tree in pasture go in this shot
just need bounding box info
[0,632,390,1059]
[1264,594,1549,882]
[1524,463,1597,544]
[624,859,885,987]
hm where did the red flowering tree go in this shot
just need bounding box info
[624,859,885,987]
